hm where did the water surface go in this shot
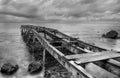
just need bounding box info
[0,23,43,78]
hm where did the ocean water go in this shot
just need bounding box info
[0,22,120,78]
[0,23,43,78]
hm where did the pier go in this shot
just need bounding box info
[21,25,120,78]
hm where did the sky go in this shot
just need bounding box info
[0,0,120,22]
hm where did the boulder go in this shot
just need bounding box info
[28,61,43,75]
[0,63,19,75]
[102,30,118,39]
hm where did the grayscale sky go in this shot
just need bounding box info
[0,0,120,22]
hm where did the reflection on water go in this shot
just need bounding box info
[0,22,120,78]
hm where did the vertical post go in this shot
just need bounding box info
[43,49,46,77]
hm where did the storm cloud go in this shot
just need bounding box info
[0,0,120,22]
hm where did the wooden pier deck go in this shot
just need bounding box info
[21,25,120,78]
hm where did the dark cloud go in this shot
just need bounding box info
[0,0,120,21]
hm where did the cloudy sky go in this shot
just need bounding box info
[0,0,120,22]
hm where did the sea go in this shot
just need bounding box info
[0,21,120,78]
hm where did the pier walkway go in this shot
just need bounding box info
[21,25,120,78]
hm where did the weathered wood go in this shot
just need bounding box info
[75,52,120,64]
[85,63,118,78]
[21,25,120,78]
[46,27,120,59]
[69,61,94,78]
[51,28,120,67]
[108,59,120,67]
[76,46,120,67]
[65,51,119,60]
[44,30,62,41]
[32,29,94,78]
[52,29,106,51]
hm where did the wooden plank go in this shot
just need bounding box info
[44,30,62,40]
[69,47,120,68]
[69,61,94,78]
[75,52,120,64]
[66,51,119,60]
[108,59,120,67]
[85,63,118,78]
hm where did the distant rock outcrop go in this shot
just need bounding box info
[0,63,19,75]
[28,61,43,75]
[102,30,118,39]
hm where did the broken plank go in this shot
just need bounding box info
[75,52,120,64]
[66,51,119,60]
[74,47,120,67]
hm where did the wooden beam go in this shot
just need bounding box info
[74,47,120,67]
[32,29,94,78]
[69,61,94,78]
[74,52,120,64]
[45,30,62,40]
[85,63,118,78]
[108,59,120,67]
[66,49,120,68]
[66,51,119,60]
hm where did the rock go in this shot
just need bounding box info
[28,62,43,75]
[0,63,19,75]
[102,30,118,39]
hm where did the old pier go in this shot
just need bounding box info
[21,25,120,78]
